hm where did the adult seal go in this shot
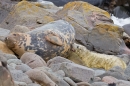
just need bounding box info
[5,20,75,61]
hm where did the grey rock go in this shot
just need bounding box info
[54,70,65,78]
[124,62,130,79]
[0,28,10,41]
[98,66,129,80]
[117,54,130,65]
[116,80,130,86]
[8,63,17,69]
[91,82,108,86]
[50,62,95,82]
[27,83,41,86]
[7,59,22,65]
[77,82,91,86]
[36,67,70,86]
[94,69,106,76]
[3,53,18,60]
[21,52,47,69]
[64,77,77,86]
[10,25,30,33]
[47,56,73,67]
[16,64,32,73]
[26,68,57,86]
[14,81,27,86]
[10,70,32,84]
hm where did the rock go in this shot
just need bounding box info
[54,70,65,78]
[2,53,17,60]
[49,62,95,82]
[47,56,73,67]
[14,81,27,86]
[94,69,106,76]
[116,80,130,86]
[91,82,108,86]
[117,54,130,65]
[26,68,57,86]
[20,52,47,68]
[10,70,32,84]
[16,64,32,72]
[98,66,130,80]
[34,1,62,13]
[124,62,130,79]
[0,0,16,23]
[35,67,70,86]
[0,55,15,86]
[8,63,17,69]
[0,41,14,54]
[10,25,30,33]
[0,28,10,41]
[56,1,128,55]
[77,82,91,86]
[113,6,130,18]
[102,76,118,84]
[7,59,22,65]
[27,83,41,86]
[0,1,58,30]
[64,77,77,86]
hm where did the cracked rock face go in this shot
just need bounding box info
[56,1,125,55]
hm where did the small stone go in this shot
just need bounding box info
[77,82,91,86]
[47,56,73,67]
[64,77,77,86]
[16,64,32,72]
[26,68,57,86]
[21,52,47,69]
[102,76,118,84]
[91,82,108,86]
[54,70,65,78]
[7,59,22,65]
[10,25,30,33]
[27,83,41,86]
[10,70,32,84]
[14,81,27,86]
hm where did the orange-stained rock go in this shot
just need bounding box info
[0,1,58,30]
[0,41,14,54]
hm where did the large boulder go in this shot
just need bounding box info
[56,1,125,55]
[0,1,58,30]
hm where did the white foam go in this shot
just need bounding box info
[111,15,130,27]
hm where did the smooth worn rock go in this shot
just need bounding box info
[7,59,22,65]
[91,82,108,86]
[98,66,130,80]
[116,80,130,86]
[56,1,129,55]
[94,69,106,76]
[10,70,32,84]
[27,83,41,86]
[54,70,65,78]
[16,64,32,73]
[0,28,10,41]
[14,81,27,86]
[20,52,47,68]
[8,63,17,70]
[35,67,70,86]
[47,56,73,67]
[77,82,91,86]
[0,55,15,86]
[50,62,95,82]
[5,20,75,61]
[10,25,30,33]
[26,68,57,86]
[102,76,118,84]
[124,62,130,79]
[64,77,77,86]
[0,41,14,54]
[0,1,58,30]
[0,0,16,23]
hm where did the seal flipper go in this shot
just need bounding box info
[45,33,63,46]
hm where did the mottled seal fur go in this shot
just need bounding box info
[0,56,14,86]
[71,43,126,70]
[5,20,75,61]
